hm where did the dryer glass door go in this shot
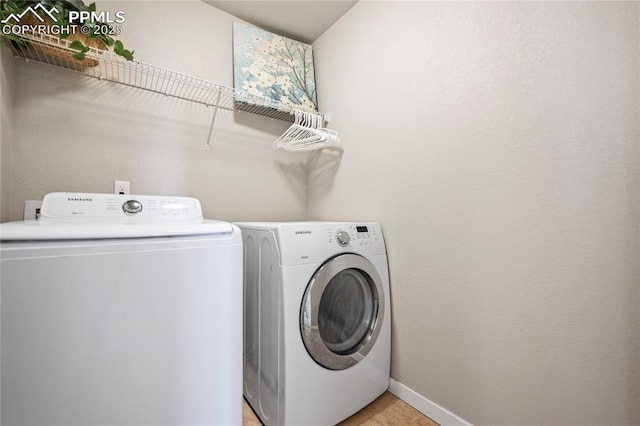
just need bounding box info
[301,254,384,370]
[318,269,375,354]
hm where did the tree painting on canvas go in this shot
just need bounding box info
[233,22,318,114]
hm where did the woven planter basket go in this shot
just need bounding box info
[22,16,107,68]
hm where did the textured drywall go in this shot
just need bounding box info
[5,1,307,222]
[0,48,14,223]
[312,2,639,425]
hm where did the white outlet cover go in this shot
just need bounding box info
[24,200,43,221]
[114,180,130,195]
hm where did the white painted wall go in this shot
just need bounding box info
[312,2,639,425]
[2,1,307,222]
[0,48,14,222]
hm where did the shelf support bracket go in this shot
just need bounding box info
[205,91,223,150]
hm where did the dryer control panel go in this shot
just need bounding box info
[236,222,386,265]
[327,224,380,248]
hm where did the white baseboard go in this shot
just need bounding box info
[388,378,473,426]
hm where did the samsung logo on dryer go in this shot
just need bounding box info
[67,197,93,202]
[294,230,312,235]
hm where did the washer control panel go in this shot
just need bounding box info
[327,224,380,248]
[39,192,203,223]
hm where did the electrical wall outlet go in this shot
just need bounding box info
[24,200,43,220]
[114,180,130,195]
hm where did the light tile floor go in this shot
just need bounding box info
[243,391,439,426]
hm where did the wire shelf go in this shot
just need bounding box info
[9,32,319,122]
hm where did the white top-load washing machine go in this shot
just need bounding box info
[0,192,243,426]
[237,222,391,426]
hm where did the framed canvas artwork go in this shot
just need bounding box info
[233,22,318,119]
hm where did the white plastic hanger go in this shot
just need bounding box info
[273,110,340,151]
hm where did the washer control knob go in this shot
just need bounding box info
[122,200,143,214]
[336,230,350,247]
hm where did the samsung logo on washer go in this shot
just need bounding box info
[67,197,93,202]
[295,230,311,235]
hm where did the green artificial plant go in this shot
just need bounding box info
[1,0,134,61]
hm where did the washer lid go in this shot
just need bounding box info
[0,193,235,241]
[0,220,234,241]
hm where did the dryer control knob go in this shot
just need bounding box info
[336,230,350,247]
